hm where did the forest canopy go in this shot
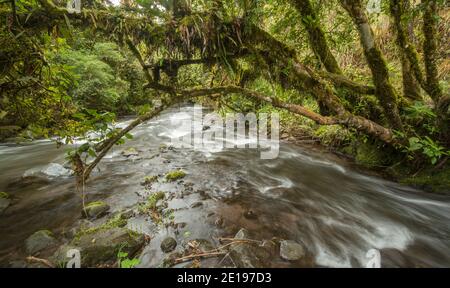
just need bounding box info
[0,0,449,186]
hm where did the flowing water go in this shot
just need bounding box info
[0,104,449,267]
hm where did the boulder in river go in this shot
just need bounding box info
[82,201,110,219]
[279,240,306,261]
[161,237,177,253]
[121,147,139,157]
[229,228,271,268]
[50,244,79,267]
[25,230,58,255]
[71,227,145,267]
[23,163,73,182]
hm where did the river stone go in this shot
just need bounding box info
[188,239,215,252]
[23,163,73,180]
[72,227,144,267]
[122,147,139,157]
[0,198,11,213]
[25,230,58,255]
[229,228,271,268]
[190,201,203,208]
[279,240,305,261]
[50,244,79,267]
[161,237,177,253]
[82,201,110,219]
[243,210,257,219]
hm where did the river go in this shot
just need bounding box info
[0,104,449,267]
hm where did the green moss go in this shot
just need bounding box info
[165,170,186,182]
[0,192,9,199]
[138,191,165,214]
[142,175,158,185]
[355,142,388,168]
[38,229,54,237]
[73,214,128,241]
[397,166,450,193]
[85,201,107,208]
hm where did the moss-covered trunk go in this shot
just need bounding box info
[390,0,422,101]
[290,0,342,75]
[422,0,449,145]
[340,0,404,132]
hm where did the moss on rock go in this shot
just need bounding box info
[165,170,186,182]
[82,201,110,219]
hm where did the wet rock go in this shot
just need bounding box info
[190,201,203,208]
[121,147,139,157]
[176,222,187,229]
[229,229,270,268]
[198,190,211,200]
[23,163,73,181]
[214,217,224,227]
[161,237,177,253]
[260,240,278,256]
[234,228,250,240]
[162,251,183,267]
[63,219,95,239]
[120,209,134,220]
[188,239,215,252]
[140,175,158,186]
[155,199,165,211]
[82,201,110,219]
[279,240,305,261]
[9,260,28,268]
[72,227,144,267]
[25,230,58,255]
[0,196,11,213]
[50,244,79,267]
[165,170,186,182]
[243,210,257,220]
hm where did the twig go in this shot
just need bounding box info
[174,251,226,263]
[26,256,55,268]
[173,238,262,264]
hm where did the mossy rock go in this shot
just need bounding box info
[74,214,128,240]
[0,192,9,199]
[82,201,110,219]
[138,192,165,214]
[141,175,158,186]
[165,170,186,182]
[50,244,79,268]
[121,147,139,157]
[160,237,177,253]
[71,227,144,267]
[25,230,58,255]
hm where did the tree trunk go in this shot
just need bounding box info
[340,0,404,131]
[390,0,422,101]
[290,0,342,75]
[422,0,449,144]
